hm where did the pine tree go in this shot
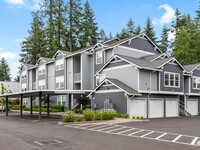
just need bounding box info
[19,11,46,64]
[126,17,135,36]
[118,28,129,39]
[99,29,108,42]
[108,32,113,39]
[159,25,169,53]
[0,58,11,81]
[80,0,98,48]
[135,25,142,35]
[144,17,157,43]
[195,1,200,20]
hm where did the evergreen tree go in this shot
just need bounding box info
[80,0,98,48]
[19,11,46,64]
[99,29,108,42]
[195,1,200,20]
[159,25,169,53]
[126,17,135,36]
[118,28,129,39]
[135,25,142,35]
[108,32,113,39]
[0,58,11,81]
[67,0,83,51]
[144,17,157,43]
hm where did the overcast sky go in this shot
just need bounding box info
[0,0,199,79]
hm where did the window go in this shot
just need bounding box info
[23,98,29,106]
[55,59,64,71]
[164,72,180,87]
[21,70,26,79]
[38,79,45,89]
[193,76,200,89]
[57,95,67,105]
[22,83,27,91]
[96,51,103,64]
[56,76,64,89]
[38,65,45,75]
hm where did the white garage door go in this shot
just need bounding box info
[187,99,198,116]
[131,99,147,118]
[166,99,179,117]
[149,99,164,118]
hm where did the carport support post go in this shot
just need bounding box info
[39,92,42,120]
[30,96,33,115]
[47,94,50,117]
[5,96,8,116]
[20,94,23,118]
[69,94,72,110]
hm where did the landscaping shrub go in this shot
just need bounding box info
[83,109,95,121]
[83,104,91,110]
[136,116,140,119]
[140,116,144,120]
[116,113,129,118]
[101,109,116,120]
[75,114,84,122]
[11,105,26,110]
[63,111,76,122]
[73,109,83,114]
[94,110,103,120]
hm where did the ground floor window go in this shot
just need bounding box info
[57,95,67,105]
[23,98,29,106]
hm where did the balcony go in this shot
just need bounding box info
[74,73,81,83]
[32,82,36,90]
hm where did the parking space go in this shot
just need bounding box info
[65,123,200,147]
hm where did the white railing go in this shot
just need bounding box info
[74,72,81,83]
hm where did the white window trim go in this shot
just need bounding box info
[22,83,27,91]
[56,76,64,89]
[38,65,45,75]
[22,70,26,79]
[57,95,66,105]
[96,51,103,64]
[164,72,180,88]
[55,59,64,71]
[38,79,45,89]
[192,76,200,89]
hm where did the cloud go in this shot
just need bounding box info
[167,29,176,41]
[4,0,25,5]
[0,52,17,59]
[15,38,25,43]
[158,4,175,25]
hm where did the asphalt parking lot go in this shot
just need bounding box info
[0,112,200,150]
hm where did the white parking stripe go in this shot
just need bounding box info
[140,131,154,137]
[191,137,198,145]
[116,128,135,134]
[97,125,119,131]
[88,124,112,130]
[128,130,144,136]
[172,135,182,142]
[155,133,167,140]
[106,127,127,133]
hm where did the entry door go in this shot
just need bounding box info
[166,99,179,117]
[187,99,198,116]
[149,99,164,118]
[131,99,147,118]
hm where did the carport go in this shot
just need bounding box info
[0,90,90,120]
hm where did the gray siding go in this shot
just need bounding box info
[114,46,154,58]
[92,92,127,114]
[160,63,184,93]
[73,55,81,90]
[47,63,55,89]
[106,61,128,69]
[38,74,45,80]
[184,76,189,93]
[67,57,73,89]
[139,69,158,91]
[105,49,113,62]
[191,70,200,93]
[28,70,32,90]
[101,64,138,90]
[121,37,160,54]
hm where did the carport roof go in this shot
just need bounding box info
[0,90,92,98]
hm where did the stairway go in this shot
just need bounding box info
[179,101,191,117]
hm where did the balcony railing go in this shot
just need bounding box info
[74,72,81,83]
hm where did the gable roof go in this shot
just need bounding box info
[52,50,72,59]
[36,57,52,65]
[88,78,141,96]
[103,37,120,45]
[23,64,35,69]
[183,63,200,73]
[139,53,168,62]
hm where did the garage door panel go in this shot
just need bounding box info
[131,99,147,118]
[166,99,178,117]
[149,99,164,118]
[187,99,198,116]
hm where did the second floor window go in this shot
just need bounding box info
[38,79,45,89]
[55,59,64,71]
[21,70,26,79]
[164,72,180,88]
[22,83,27,91]
[56,76,64,89]
[96,51,103,64]
[38,65,45,75]
[193,76,200,89]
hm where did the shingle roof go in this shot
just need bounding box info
[59,50,72,56]
[23,64,35,69]
[183,63,200,73]
[106,78,141,96]
[151,57,173,68]
[41,57,52,62]
[140,53,165,62]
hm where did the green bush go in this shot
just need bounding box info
[132,116,135,119]
[63,111,76,122]
[73,109,83,114]
[140,116,144,120]
[75,115,84,122]
[83,104,91,110]
[123,114,129,118]
[101,109,116,120]
[95,110,103,120]
[116,113,129,118]
[83,109,95,121]
[136,116,140,120]
[11,105,26,110]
